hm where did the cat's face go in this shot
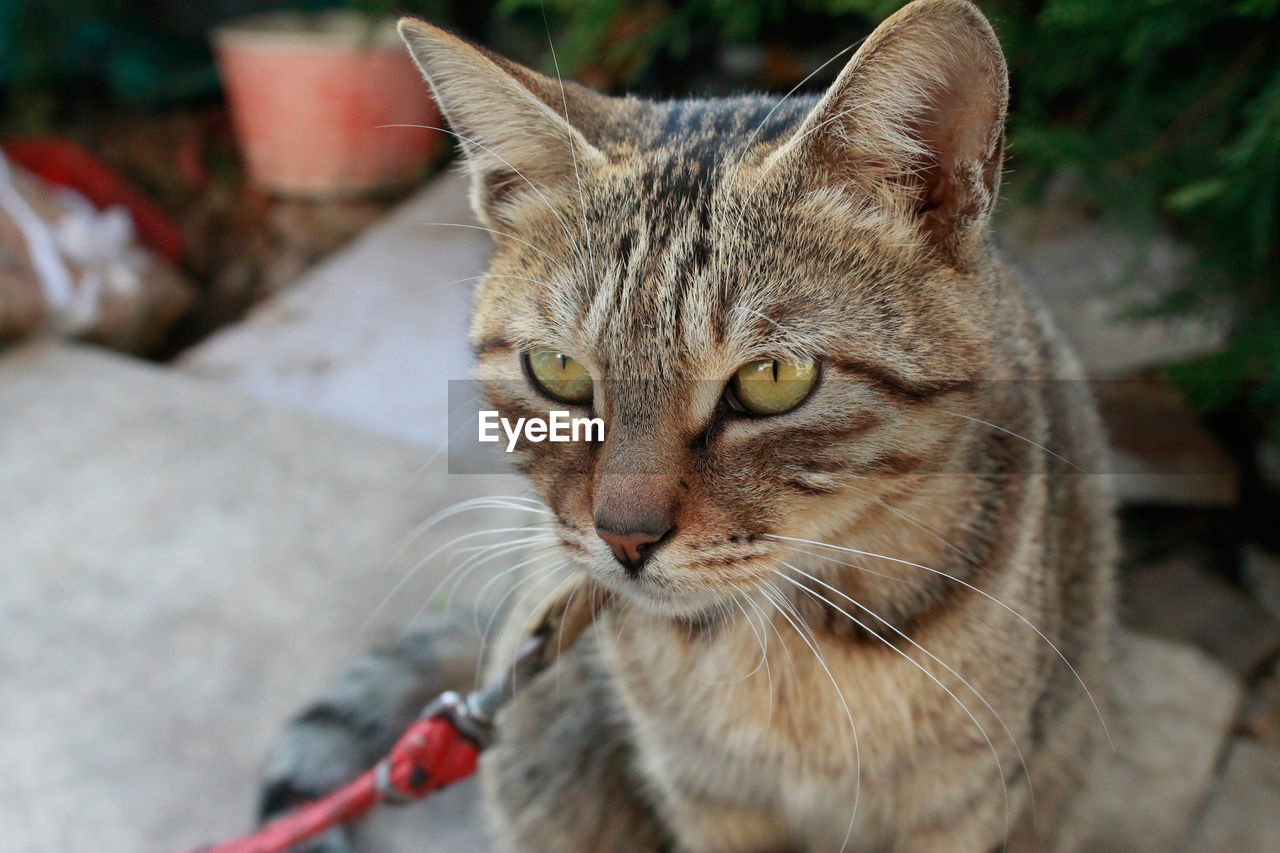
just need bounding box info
[402,0,1009,617]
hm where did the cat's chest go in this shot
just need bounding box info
[598,606,942,783]
[595,607,955,846]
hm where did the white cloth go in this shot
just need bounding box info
[0,149,146,334]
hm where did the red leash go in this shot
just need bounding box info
[176,580,611,853]
[191,713,479,853]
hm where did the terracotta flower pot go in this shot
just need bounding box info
[214,12,443,198]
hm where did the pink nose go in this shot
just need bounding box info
[596,526,671,575]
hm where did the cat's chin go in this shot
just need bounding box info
[596,573,730,621]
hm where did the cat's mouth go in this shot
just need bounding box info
[550,520,771,618]
[571,549,762,620]
[607,575,724,615]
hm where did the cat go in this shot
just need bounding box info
[260,1,1117,850]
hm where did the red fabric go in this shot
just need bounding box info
[180,717,480,853]
[1,138,185,264]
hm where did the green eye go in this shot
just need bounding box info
[729,359,819,415]
[527,351,594,404]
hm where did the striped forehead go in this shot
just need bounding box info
[546,96,817,375]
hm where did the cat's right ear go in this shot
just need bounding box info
[774,0,1009,264]
[398,19,603,228]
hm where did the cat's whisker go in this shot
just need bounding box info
[875,496,982,565]
[368,495,554,583]
[553,574,586,698]
[784,541,1004,633]
[777,562,1032,832]
[744,584,800,683]
[394,534,560,634]
[470,545,566,634]
[445,531,557,560]
[481,561,572,690]
[613,588,639,650]
[416,413,498,473]
[739,589,784,729]
[731,303,783,331]
[482,273,564,293]
[737,593,773,692]
[481,560,568,652]
[784,541,928,589]
[732,594,774,711]
[422,524,554,571]
[377,122,584,260]
[765,534,1113,749]
[433,273,562,294]
[397,541,563,640]
[714,37,865,296]
[724,39,864,182]
[753,578,860,850]
[938,409,1082,472]
[776,570,1012,852]
[355,509,555,638]
[413,497,555,536]
[723,107,855,257]
[696,591,770,686]
[439,536,562,609]
[594,584,622,688]
[411,388,524,475]
[402,527,554,598]
[422,221,573,276]
[473,494,553,512]
[584,578,612,697]
[537,1,600,293]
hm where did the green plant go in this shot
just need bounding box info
[997,0,1280,439]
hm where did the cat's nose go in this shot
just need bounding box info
[595,523,672,576]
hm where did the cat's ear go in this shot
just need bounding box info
[397,19,604,228]
[781,0,1008,262]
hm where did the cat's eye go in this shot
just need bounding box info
[728,358,819,415]
[526,351,594,404]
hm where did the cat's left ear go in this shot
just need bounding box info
[398,19,605,229]
[779,0,1009,263]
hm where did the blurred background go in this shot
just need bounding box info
[1,1,1278,851]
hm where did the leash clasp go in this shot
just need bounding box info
[375,578,612,806]
[420,633,551,749]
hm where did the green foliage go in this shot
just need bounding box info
[0,1,121,89]
[500,0,1280,441]
[998,0,1279,435]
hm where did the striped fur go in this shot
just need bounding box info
[260,3,1117,851]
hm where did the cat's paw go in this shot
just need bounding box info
[260,701,384,818]
[258,614,483,849]
[259,768,361,853]
[258,702,388,853]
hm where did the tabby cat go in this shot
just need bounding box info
[261,1,1117,850]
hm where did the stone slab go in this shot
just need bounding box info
[1189,739,1280,853]
[997,196,1228,378]
[1241,657,1280,750]
[1095,379,1240,508]
[1080,632,1241,852]
[179,171,491,450]
[0,342,521,853]
[1243,546,1280,623]
[1123,556,1280,676]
